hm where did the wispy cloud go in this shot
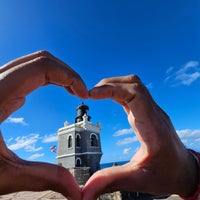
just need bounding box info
[6,117,28,126]
[7,132,58,162]
[7,137,13,143]
[28,153,45,160]
[123,147,132,154]
[113,128,134,136]
[165,61,200,86]
[42,133,58,143]
[166,66,174,74]
[25,144,43,152]
[177,129,200,151]
[146,82,153,89]
[8,133,42,152]
[116,136,138,146]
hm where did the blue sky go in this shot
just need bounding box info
[0,0,200,164]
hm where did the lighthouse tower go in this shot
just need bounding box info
[56,103,102,184]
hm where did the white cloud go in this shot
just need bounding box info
[114,128,200,154]
[165,61,200,86]
[176,61,200,85]
[42,133,58,143]
[25,144,43,152]
[177,129,200,140]
[123,147,132,154]
[116,136,138,146]
[177,129,200,151]
[6,117,28,126]
[114,128,134,136]
[28,153,45,160]
[8,134,42,152]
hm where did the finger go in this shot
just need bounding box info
[82,164,147,200]
[64,78,89,99]
[38,53,88,99]
[0,50,88,99]
[89,75,143,102]
[0,51,88,121]
[95,74,142,86]
[21,162,81,200]
[0,51,49,73]
[89,79,169,151]
[5,157,81,198]
[0,130,81,199]
[89,82,148,106]
[89,75,179,153]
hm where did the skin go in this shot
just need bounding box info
[0,50,88,200]
[0,52,198,199]
[82,75,199,200]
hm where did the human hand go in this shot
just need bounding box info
[0,50,88,199]
[82,75,198,200]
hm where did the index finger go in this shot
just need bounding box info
[89,75,176,152]
[89,75,142,101]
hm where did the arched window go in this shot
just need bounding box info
[68,135,72,148]
[76,158,81,167]
[76,134,81,147]
[90,133,98,147]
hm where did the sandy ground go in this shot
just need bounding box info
[0,191,180,200]
[0,191,66,200]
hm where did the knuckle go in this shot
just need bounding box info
[130,82,145,94]
[33,51,54,65]
[127,74,141,82]
[33,56,49,66]
[35,50,52,58]
[98,78,109,85]
[126,83,146,103]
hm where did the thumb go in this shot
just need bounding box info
[82,164,141,200]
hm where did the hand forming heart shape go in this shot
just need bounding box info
[0,51,198,200]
